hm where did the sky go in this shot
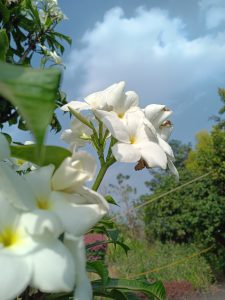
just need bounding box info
[5,0,225,194]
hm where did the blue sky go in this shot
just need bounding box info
[59,0,224,144]
[5,0,225,194]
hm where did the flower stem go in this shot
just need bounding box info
[92,157,116,191]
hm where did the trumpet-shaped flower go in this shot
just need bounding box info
[0,197,75,300]
[51,152,96,191]
[61,84,113,112]
[61,119,92,150]
[144,104,178,178]
[101,110,167,169]
[99,81,139,118]
[144,104,173,131]
[0,149,108,299]
[23,154,108,236]
[61,81,139,116]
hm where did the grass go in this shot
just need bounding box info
[107,239,214,290]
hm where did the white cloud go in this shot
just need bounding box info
[65,5,225,110]
[199,0,225,29]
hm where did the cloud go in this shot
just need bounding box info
[199,0,225,29]
[65,6,225,107]
[63,5,225,143]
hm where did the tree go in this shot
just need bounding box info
[0,0,71,132]
[143,95,225,271]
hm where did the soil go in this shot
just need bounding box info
[186,284,225,300]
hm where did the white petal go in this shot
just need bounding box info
[144,104,165,121]
[144,104,173,128]
[140,142,167,169]
[155,110,173,127]
[30,237,75,293]
[52,152,96,191]
[168,160,179,181]
[61,101,90,112]
[0,198,20,230]
[25,164,55,200]
[64,236,92,300]
[51,188,108,236]
[95,110,130,143]
[112,143,140,163]
[158,137,175,159]
[0,134,10,161]
[104,81,125,110]
[124,91,139,111]
[158,125,173,141]
[61,128,73,143]
[86,82,125,110]
[19,210,63,237]
[0,163,36,211]
[0,255,32,300]
[125,110,146,138]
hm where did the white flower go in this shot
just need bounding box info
[24,156,108,236]
[61,119,92,150]
[0,177,75,299]
[51,50,62,64]
[64,235,92,300]
[101,110,167,169]
[51,152,96,191]
[94,81,140,127]
[61,81,132,112]
[0,134,10,161]
[144,104,173,135]
[144,104,178,178]
[39,44,62,64]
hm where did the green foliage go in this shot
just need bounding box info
[145,140,191,192]
[0,29,9,61]
[107,239,213,290]
[143,95,225,273]
[0,61,61,149]
[10,144,71,168]
[210,88,225,129]
[0,0,70,131]
[92,278,166,300]
[185,131,213,175]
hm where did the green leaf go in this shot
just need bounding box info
[109,289,129,300]
[0,29,9,61]
[105,195,119,206]
[87,260,109,286]
[0,2,10,23]
[53,31,72,46]
[92,278,166,300]
[106,229,119,244]
[10,145,71,168]
[0,62,61,152]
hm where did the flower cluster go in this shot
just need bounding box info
[33,0,67,22]
[62,81,178,178]
[0,134,108,300]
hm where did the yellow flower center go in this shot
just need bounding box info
[130,136,136,144]
[117,112,124,119]
[16,159,25,166]
[0,227,20,248]
[37,198,52,210]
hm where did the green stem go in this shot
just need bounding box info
[92,157,116,191]
[69,107,93,129]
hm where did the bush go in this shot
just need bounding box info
[107,239,214,290]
